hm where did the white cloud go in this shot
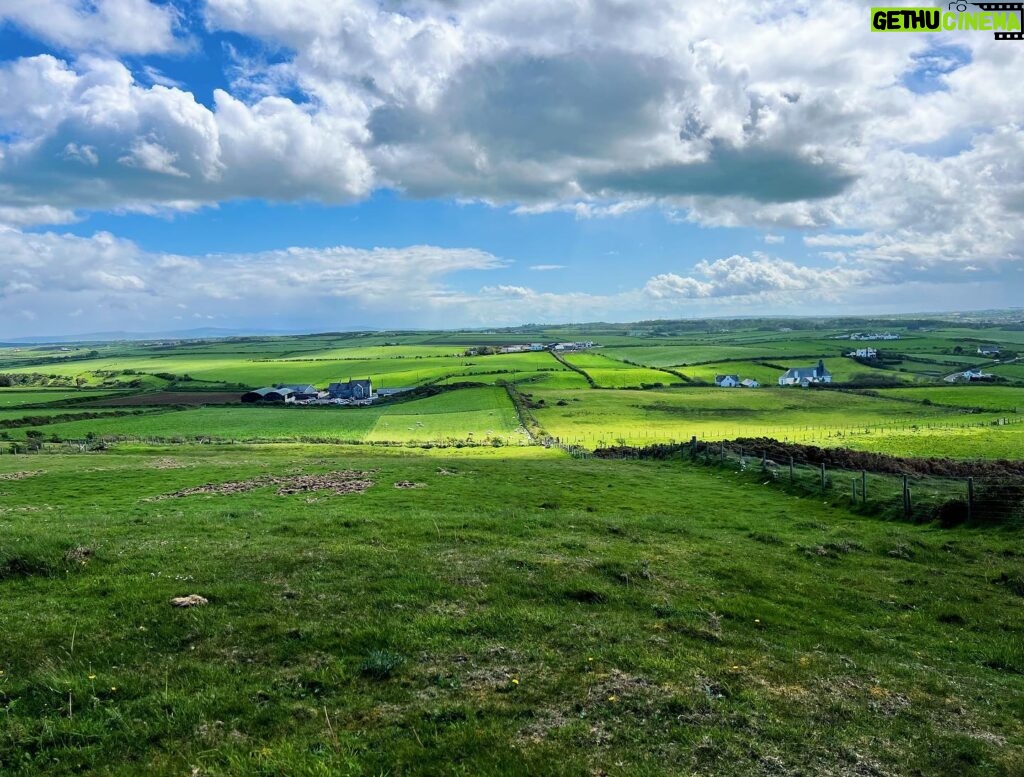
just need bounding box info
[0,0,1021,293]
[0,0,183,54]
[644,254,874,301]
[528,264,565,272]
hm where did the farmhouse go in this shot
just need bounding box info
[241,387,296,403]
[740,378,760,388]
[778,360,832,387]
[849,347,878,359]
[978,345,1001,356]
[960,368,993,381]
[328,379,374,401]
[714,374,740,388]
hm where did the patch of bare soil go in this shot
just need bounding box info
[150,458,191,469]
[0,471,42,481]
[393,480,424,489]
[80,391,241,407]
[154,470,374,499]
[63,546,94,563]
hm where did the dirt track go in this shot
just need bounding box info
[80,392,242,407]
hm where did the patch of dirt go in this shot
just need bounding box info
[79,391,242,407]
[153,470,374,499]
[393,480,424,489]
[150,458,191,469]
[63,546,94,563]
[170,594,209,607]
[436,467,458,475]
[0,471,42,481]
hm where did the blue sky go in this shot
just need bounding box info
[0,1,1022,337]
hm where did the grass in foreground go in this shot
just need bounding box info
[0,445,1022,776]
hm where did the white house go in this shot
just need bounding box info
[961,368,993,381]
[978,345,1001,356]
[714,374,740,388]
[778,360,832,387]
[740,378,760,388]
[849,347,877,359]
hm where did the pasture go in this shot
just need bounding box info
[1,446,1021,776]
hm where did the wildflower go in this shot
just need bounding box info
[754,619,761,623]
[511,678,519,685]
[607,695,617,702]
[88,674,97,680]
[110,687,117,692]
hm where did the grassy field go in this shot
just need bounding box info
[5,388,528,445]
[1,445,1021,776]
[0,389,125,407]
[528,386,1000,446]
[561,353,678,388]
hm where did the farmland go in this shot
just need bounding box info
[2,317,1023,774]
[2,445,1022,776]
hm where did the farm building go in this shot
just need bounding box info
[740,379,760,388]
[960,369,993,382]
[714,374,740,387]
[978,345,1001,356]
[327,379,374,400]
[778,360,832,387]
[849,347,877,359]
[241,387,296,403]
[279,384,321,400]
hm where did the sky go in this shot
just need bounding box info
[0,0,1022,338]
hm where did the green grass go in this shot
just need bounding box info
[0,389,126,407]
[561,353,678,388]
[0,445,1021,775]
[7,388,528,445]
[867,386,1024,412]
[529,386,996,447]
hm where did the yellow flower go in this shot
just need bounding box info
[88,674,97,680]
[110,687,117,692]
[511,678,519,685]
[607,695,617,702]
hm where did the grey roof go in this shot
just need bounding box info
[781,360,831,380]
[243,387,295,399]
[280,384,318,394]
[715,374,740,383]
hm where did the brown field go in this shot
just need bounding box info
[79,391,242,407]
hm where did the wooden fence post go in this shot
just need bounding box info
[789,456,794,481]
[851,477,857,501]
[903,475,911,518]
[861,470,867,505]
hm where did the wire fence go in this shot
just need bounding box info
[551,437,1024,527]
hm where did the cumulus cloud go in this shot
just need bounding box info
[0,0,183,54]
[0,227,508,335]
[644,254,875,301]
[0,0,1022,298]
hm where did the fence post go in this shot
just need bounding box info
[851,477,857,502]
[861,470,867,505]
[820,462,826,491]
[789,456,794,481]
[720,441,725,462]
[903,475,911,518]
[967,477,974,522]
